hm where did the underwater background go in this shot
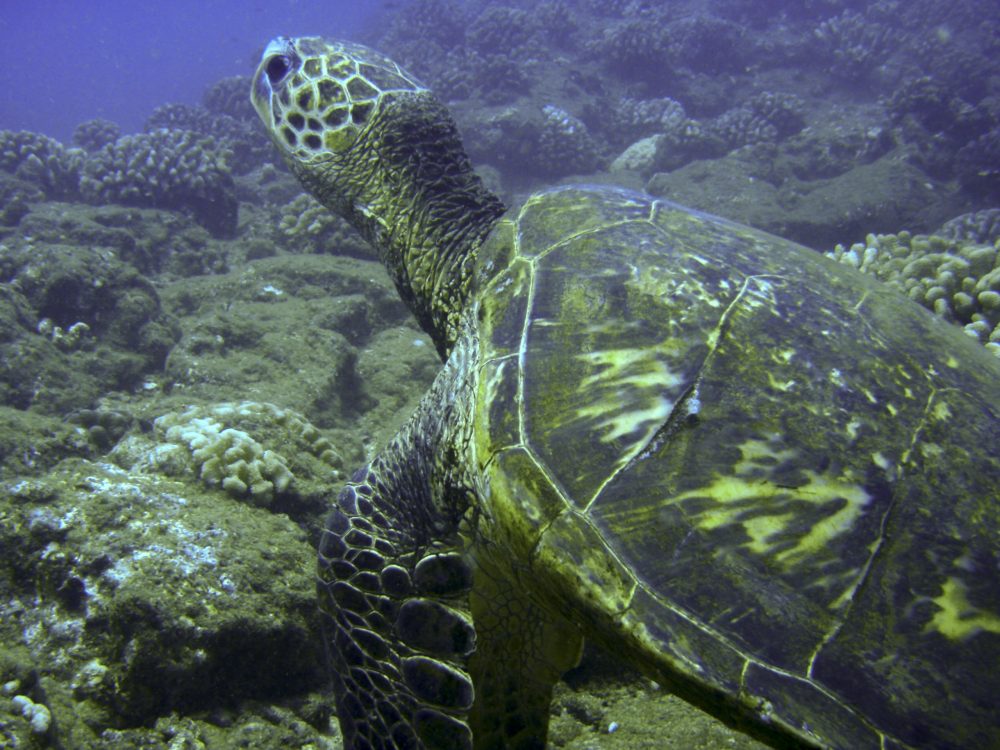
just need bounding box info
[0,0,998,747]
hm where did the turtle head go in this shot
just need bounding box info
[252,37,505,358]
[251,37,428,173]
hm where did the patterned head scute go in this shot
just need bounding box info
[251,36,426,160]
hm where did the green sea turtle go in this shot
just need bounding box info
[251,37,1000,750]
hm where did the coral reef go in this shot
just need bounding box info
[590,17,670,80]
[0,406,95,479]
[710,93,805,151]
[779,110,893,181]
[0,130,83,199]
[67,407,132,451]
[129,401,341,506]
[813,9,900,81]
[827,227,1000,355]
[743,93,807,140]
[886,76,986,140]
[582,0,634,17]
[537,105,601,177]
[146,102,276,175]
[473,53,532,105]
[144,102,221,134]
[611,135,662,173]
[652,118,726,172]
[159,413,293,504]
[383,0,467,51]
[665,14,751,75]
[467,5,536,54]
[10,693,51,736]
[534,0,577,46]
[939,208,1000,245]
[611,96,688,146]
[79,129,238,237]
[202,75,258,121]
[955,127,1000,198]
[886,76,993,180]
[72,119,121,152]
[277,193,370,257]
[12,201,220,277]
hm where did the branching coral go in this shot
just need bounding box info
[79,129,237,237]
[203,76,258,121]
[591,18,670,77]
[277,193,370,257]
[72,119,122,152]
[537,105,601,177]
[0,130,83,199]
[710,93,806,151]
[611,97,688,145]
[813,10,900,80]
[146,103,275,175]
[939,209,1000,246]
[467,6,536,54]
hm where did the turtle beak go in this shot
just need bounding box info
[251,37,300,126]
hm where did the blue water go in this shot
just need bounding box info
[0,0,391,142]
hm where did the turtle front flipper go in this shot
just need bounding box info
[319,473,477,749]
[468,554,583,750]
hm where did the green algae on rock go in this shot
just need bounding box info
[0,459,322,746]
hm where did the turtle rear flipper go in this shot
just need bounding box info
[468,554,584,749]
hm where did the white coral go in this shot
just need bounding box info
[157,411,293,506]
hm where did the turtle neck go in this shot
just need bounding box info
[296,91,506,360]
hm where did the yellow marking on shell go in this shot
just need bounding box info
[932,400,951,421]
[919,442,943,460]
[576,397,673,445]
[773,474,869,566]
[741,512,796,555]
[845,418,862,440]
[681,440,871,570]
[705,276,779,350]
[732,438,796,475]
[928,578,1000,640]
[578,346,683,391]
[828,555,873,611]
[574,347,682,450]
[630,260,720,310]
[766,372,797,392]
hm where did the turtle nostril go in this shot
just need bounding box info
[266,55,293,85]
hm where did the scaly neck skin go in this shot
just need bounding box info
[295,92,506,360]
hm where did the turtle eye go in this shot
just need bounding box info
[266,54,294,85]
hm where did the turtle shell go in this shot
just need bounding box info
[471,186,1000,749]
